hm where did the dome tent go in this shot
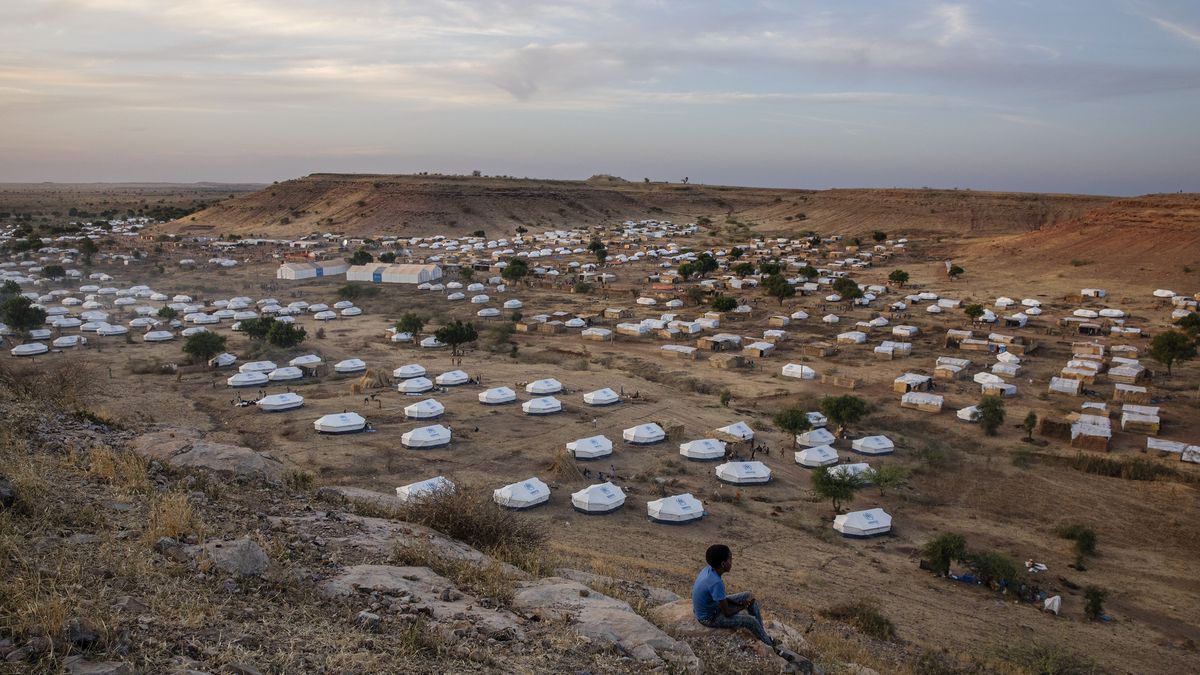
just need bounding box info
[393,363,426,379]
[526,378,563,395]
[679,438,725,462]
[567,435,613,460]
[395,476,454,503]
[334,358,367,374]
[401,424,452,448]
[571,482,626,514]
[833,508,892,538]
[493,477,550,510]
[522,396,562,415]
[796,427,836,447]
[623,423,666,445]
[478,386,517,405]
[398,377,434,394]
[268,366,304,381]
[435,370,469,386]
[257,393,304,412]
[715,421,754,442]
[313,412,367,434]
[795,444,838,468]
[404,398,445,419]
[240,360,277,374]
[715,461,772,485]
[227,372,268,388]
[582,388,620,406]
[647,493,704,524]
[851,435,895,455]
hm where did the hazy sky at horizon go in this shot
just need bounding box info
[1,0,1198,195]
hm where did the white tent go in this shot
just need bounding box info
[567,435,613,460]
[571,482,626,514]
[404,398,445,419]
[715,461,772,485]
[797,427,836,447]
[53,335,86,348]
[781,363,816,380]
[268,366,304,381]
[420,336,446,349]
[795,444,838,468]
[833,508,892,538]
[290,354,323,368]
[851,435,895,455]
[435,370,469,386]
[522,396,562,415]
[334,358,367,374]
[209,352,237,368]
[957,405,980,422]
[526,378,563,394]
[680,438,726,461]
[313,412,366,434]
[623,423,666,445]
[478,386,517,405]
[493,477,550,510]
[583,388,620,406]
[257,393,304,412]
[647,493,704,524]
[401,424,452,448]
[398,377,434,394]
[143,330,174,342]
[10,343,48,357]
[395,476,454,503]
[227,372,268,388]
[716,421,754,442]
[240,360,277,374]
[394,363,426,379]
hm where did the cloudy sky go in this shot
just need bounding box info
[1,1,1198,194]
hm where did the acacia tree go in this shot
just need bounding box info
[1,296,47,336]
[888,269,909,287]
[732,262,755,278]
[820,395,868,437]
[728,247,744,260]
[42,265,66,280]
[811,466,864,514]
[796,265,818,280]
[183,331,227,365]
[1150,330,1196,375]
[267,322,306,348]
[867,464,909,496]
[711,295,737,312]
[831,276,863,300]
[395,312,425,337]
[435,320,478,357]
[1023,411,1038,440]
[772,408,811,445]
[872,231,887,242]
[501,258,528,282]
[157,306,179,321]
[977,396,1005,436]
[764,274,795,304]
[948,264,964,280]
[349,249,373,265]
[963,303,985,324]
[459,266,475,282]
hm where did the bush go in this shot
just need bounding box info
[822,598,896,641]
[182,331,227,365]
[718,390,731,407]
[1083,586,1106,621]
[711,295,737,312]
[922,533,967,576]
[572,281,593,294]
[1057,524,1097,565]
[977,395,1005,436]
[965,550,1024,588]
[401,487,546,559]
[266,321,306,348]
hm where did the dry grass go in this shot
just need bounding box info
[82,445,151,494]
[399,487,547,566]
[390,541,519,606]
[144,492,202,542]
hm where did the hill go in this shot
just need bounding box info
[156,173,1112,240]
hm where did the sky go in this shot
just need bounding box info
[1,1,1198,195]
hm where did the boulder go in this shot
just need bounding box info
[321,565,523,642]
[317,486,405,513]
[513,577,700,672]
[651,599,816,673]
[129,428,284,483]
[555,568,680,606]
[203,537,270,577]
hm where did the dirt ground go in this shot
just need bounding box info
[13,227,1200,674]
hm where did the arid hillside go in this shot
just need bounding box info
[157,173,1111,240]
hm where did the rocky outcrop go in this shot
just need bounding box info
[554,567,680,606]
[322,565,523,643]
[129,428,284,483]
[202,537,270,577]
[651,599,818,674]
[316,485,405,513]
[512,577,700,672]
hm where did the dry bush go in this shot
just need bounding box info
[145,492,202,542]
[126,358,177,375]
[543,449,584,482]
[400,487,546,565]
[391,542,518,606]
[0,358,99,411]
[822,597,897,641]
[84,445,151,494]
[0,431,52,517]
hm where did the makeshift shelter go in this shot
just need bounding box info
[851,435,895,455]
[781,363,816,380]
[313,412,366,434]
[571,482,626,514]
[716,461,772,485]
[493,478,550,510]
[1113,383,1150,404]
[478,387,517,405]
[901,392,944,413]
[679,438,726,461]
[567,435,613,460]
[647,493,704,524]
[795,444,838,468]
[833,508,892,538]
[395,476,454,503]
[1049,377,1082,395]
[956,405,979,422]
[623,423,666,445]
[893,373,931,393]
[257,393,304,412]
[1070,414,1112,450]
[522,397,563,415]
[401,424,452,448]
[1121,405,1161,435]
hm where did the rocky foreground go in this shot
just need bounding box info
[0,364,890,674]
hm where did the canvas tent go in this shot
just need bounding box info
[478,387,517,405]
[401,424,452,448]
[395,476,454,503]
[398,377,434,394]
[522,396,562,415]
[715,421,754,442]
[646,493,704,524]
[257,393,304,412]
[851,435,895,455]
[567,435,613,460]
[583,388,620,406]
[679,438,726,461]
[313,412,366,434]
[571,482,626,514]
[493,478,550,510]
[795,444,838,468]
[796,427,836,447]
[404,399,445,419]
[715,461,772,485]
[526,378,563,394]
[833,508,892,538]
[623,423,666,445]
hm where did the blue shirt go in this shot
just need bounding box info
[691,565,726,622]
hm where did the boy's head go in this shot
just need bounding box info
[706,544,732,573]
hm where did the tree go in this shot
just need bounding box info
[349,249,373,265]
[1083,587,1106,621]
[434,320,478,357]
[0,280,20,303]
[963,303,985,324]
[887,270,909,287]
[976,396,1005,436]
[796,265,818,280]
[594,246,608,265]
[573,281,593,294]
[472,229,486,237]
[732,262,755,278]
[831,276,863,300]
[396,312,425,337]
[694,253,718,276]
[459,266,475,282]
[156,306,179,321]
[711,295,738,312]
[1,296,47,335]
[729,247,744,260]
[872,231,887,242]
[1023,411,1038,440]
[1175,312,1200,336]
[677,262,696,280]
[867,464,909,496]
[965,550,1024,588]
[515,225,528,234]
[764,274,795,304]
[820,395,868,437]
[267,322,306,348]
[948,264,964,280]
[378,251,397,263]
[772,408,812,443]
[719,390,731,407]
[1150,330,1196,375]
[685,286,706,306]
[42,264,65,280]
[239,317,276,341]
[501,258,528,282]
[78,237,98,265]
[921,533,967,576]
[183,331,227,365]
[810,466,864,514]
[1057,524,1098,567]
[758,261,782,276]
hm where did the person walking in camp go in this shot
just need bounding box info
[692,544,782,651]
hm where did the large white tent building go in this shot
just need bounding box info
[346,263,442,284]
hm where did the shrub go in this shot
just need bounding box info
[400,487,545,560]
[348,248,373,265]
[820,395,868,436]
[921,533,967,576]
[182,331,227,365]
[810,466,864,513]
[977,395,1005,436]
[145,492,201,542]
[711,295,737,312]
[1083,586,1106,621]
[1057,524,1097,566]
[965,550,1024,588]
[866,464,909,496]
[266,321,306,348]
[772,408,811,438]
[719,390,732,407]
[822,598,895,641]
[572,281,593,294]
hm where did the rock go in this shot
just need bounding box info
[67,533,101,545]
[5,647,31,662]
[322,565,523,642]
[222,663,263,675]
[203,537,269,577]
[355,610,381,631]
[651,599,815,672]
[112,596,149,614]
[317,486,405,513]
[67,617,102,649]
[129,428,284,483]
[0,477,16,509]
[513,578,700,672]
[555,568,681,606]
[63,657,132,675]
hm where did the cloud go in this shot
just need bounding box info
[1148,16,1200,47]
[932,4,975,46]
